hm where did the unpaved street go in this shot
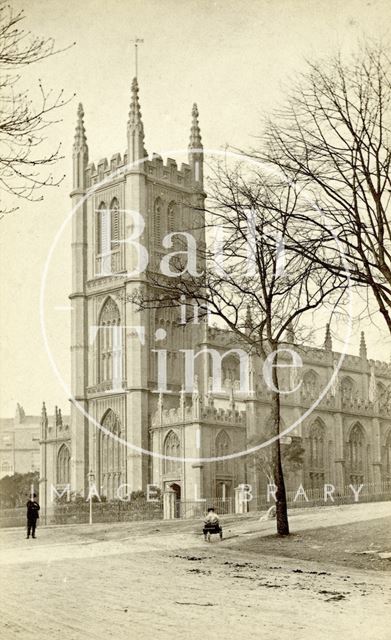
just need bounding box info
[1,502,390,640]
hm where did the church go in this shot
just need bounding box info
[39,78,391,515]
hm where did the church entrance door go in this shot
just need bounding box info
[170,483,181,518]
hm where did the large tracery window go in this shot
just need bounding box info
[222,356,240,386]
[98,297,122,386]
[377,382,389,412]
[57,444,70,485]
[99,409,124,500]
[348,423,365,484]
[302,370,319,397]
[164,430,181,475]
[216,429,232,474]
[341,377,355,402]
[308,419,325,489]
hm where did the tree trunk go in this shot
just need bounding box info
[270,357,290,536]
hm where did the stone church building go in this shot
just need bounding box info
[40,78,391,512]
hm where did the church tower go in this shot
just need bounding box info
[69,78,206,499]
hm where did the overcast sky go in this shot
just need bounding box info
[1,0,390,417]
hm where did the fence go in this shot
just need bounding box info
[51,498,163,525]
[0,506,26,528]
[255,481,391,510]
[0,499,163,528]
[176,497,234,520]
[1,483,390,527]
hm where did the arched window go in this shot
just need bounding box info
[341,377,355,402]
[308,419,325,489]
[222,356,240,386]
[164,430,181,474]
[98,297,121,385]
[57,444,70,485]
[154,197,162,246]
[110,198,120,249]
[377,382,388,410]
[155,305,173,343]
[348,423,366,484]
[303,370,319,397]
[99,409,124,500]
[216,430,232,473]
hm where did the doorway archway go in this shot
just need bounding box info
[170,482,181,518]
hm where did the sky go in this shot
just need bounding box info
[1,0,391,417]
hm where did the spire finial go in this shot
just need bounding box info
[130,38,144,77]
[324,323,332,351]
[285,320,295,344]
[41,402,48,428]
[15,402,25,423]
[55,407,63,427]
[41,402,48,438]
[129,78,142,124]
[359,331,367,359]
[73,102,88,154]
[245,305,253,335]
[189,103,202,149]
[127,77,147,161]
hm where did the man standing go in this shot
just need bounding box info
[26,493,40,539]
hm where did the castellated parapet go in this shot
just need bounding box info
[151,394,246,429]
[369,359,391,375]
[85,152,194,190]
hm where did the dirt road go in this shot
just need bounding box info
[1,502,390,640]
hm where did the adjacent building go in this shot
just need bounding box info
[0,404,69,479]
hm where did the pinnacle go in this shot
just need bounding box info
[324,323,332,350]
[41,401,47,419]
[189,102,202,149]
[286,320,295,343]
[127,77,147,159]
[73,102,87,152]
[128,76,143,127]
[245,305,253,330]
[359,330,367,358]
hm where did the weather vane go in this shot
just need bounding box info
[130,38,144,78]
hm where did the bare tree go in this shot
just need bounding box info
[136,165,347,535]
[258,43,391,333]
[247,434,305,488]
[0,2,72,218]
